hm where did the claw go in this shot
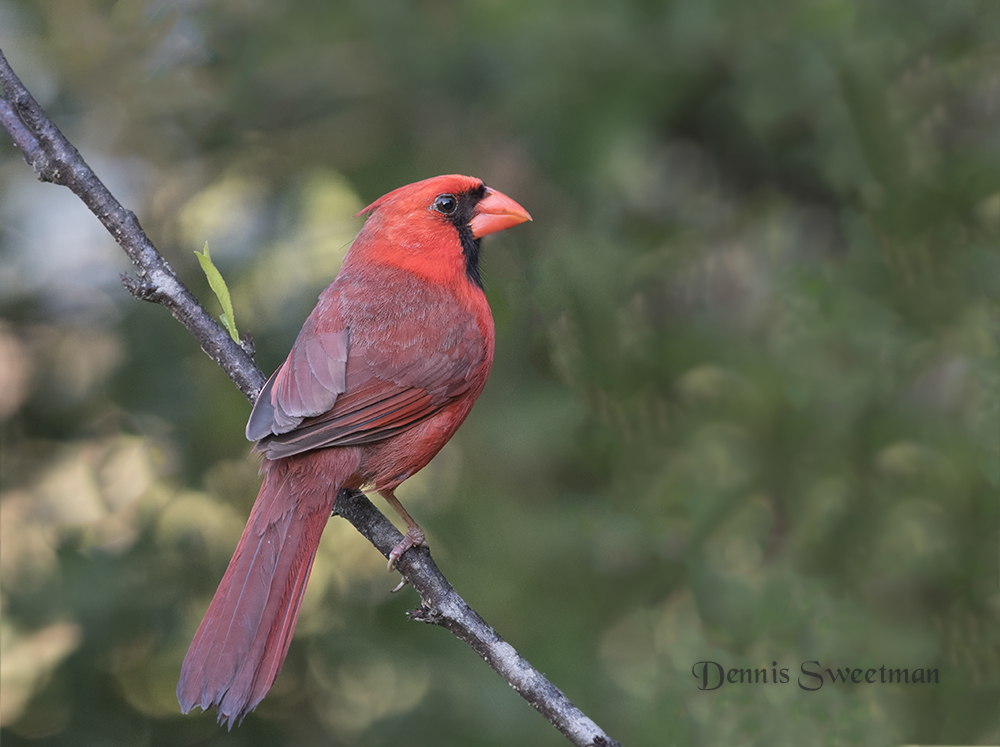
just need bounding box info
[390,576,409,593]
[387,525,425,570]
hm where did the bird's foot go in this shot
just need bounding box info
[387,525,425,571]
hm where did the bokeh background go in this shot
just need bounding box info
[2,1,998,745]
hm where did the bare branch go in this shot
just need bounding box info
[334,489,621,747]
[0,47,621,747]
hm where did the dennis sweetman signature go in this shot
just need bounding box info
[692,661,940,691]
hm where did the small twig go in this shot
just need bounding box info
[0,46,620,747]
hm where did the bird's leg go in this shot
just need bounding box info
[380,488,425,571]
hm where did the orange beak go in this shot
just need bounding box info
[469,187,532,239]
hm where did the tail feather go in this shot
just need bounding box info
[177,459,336,728]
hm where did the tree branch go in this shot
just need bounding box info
[0,48,264,402]
[334,489,619,747]
[0,47,620,747]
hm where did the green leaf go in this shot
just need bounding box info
[194,242,239,343]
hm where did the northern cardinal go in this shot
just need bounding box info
[177,175,530,726]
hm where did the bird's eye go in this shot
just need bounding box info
[432,194,458,215]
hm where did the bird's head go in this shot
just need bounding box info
[352,175,531,289]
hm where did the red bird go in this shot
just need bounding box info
[177,175,530,726]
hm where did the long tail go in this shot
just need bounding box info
[177,455,338,728]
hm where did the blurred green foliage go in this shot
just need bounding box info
[1,0,998,745]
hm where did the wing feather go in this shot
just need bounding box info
[248,265,488,458]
